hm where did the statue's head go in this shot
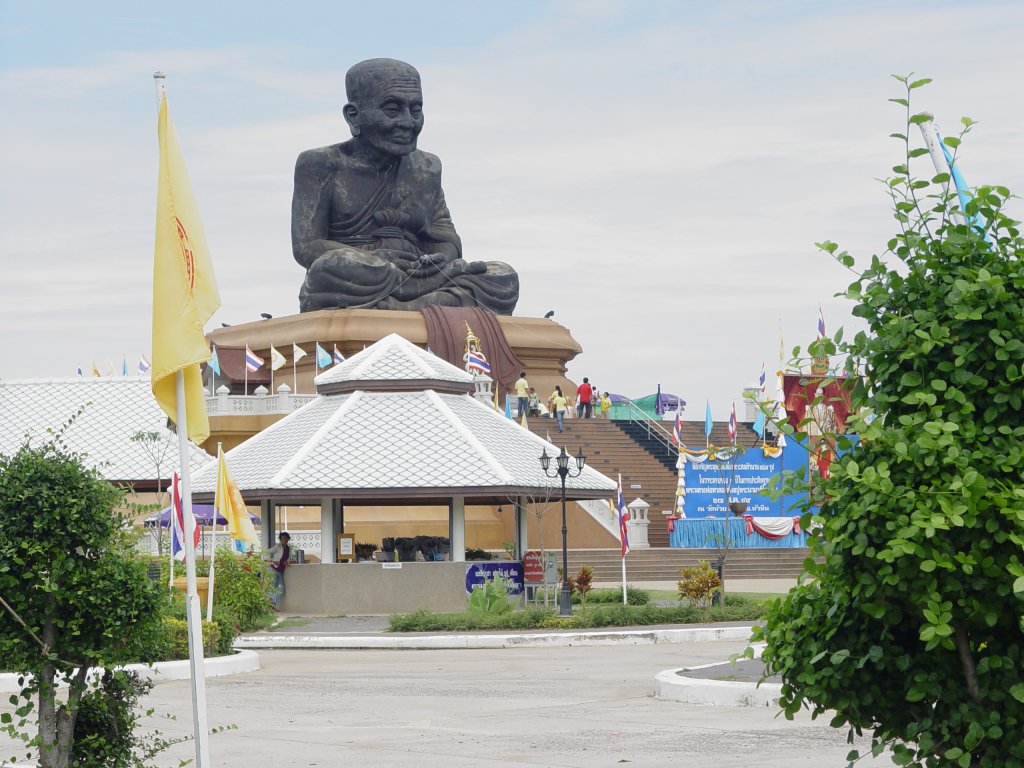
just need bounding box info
[344,58,424,159]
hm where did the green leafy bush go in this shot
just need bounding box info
[574,587,651,606]
[467,575,513,615]
[755,75,1024,768]
[160,617,221,660]
[388,600,766,632]
[209,546,274,630]
[677,560,722,609]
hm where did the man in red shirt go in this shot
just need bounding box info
[576,377,593,419]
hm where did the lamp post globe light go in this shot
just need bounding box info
[539,445,586,618]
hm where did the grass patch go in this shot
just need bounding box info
[388,600,766,633]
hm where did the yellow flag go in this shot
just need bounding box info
[151,93,221,444]
[215,446,260,550]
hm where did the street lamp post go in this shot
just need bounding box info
[539,445,586,618]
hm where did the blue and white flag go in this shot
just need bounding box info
[315,342,332,369]
[76,367,83,377]
[758,362,766,395]
[704,401,713,438]
[333,344,345,365]
[728,402,737,444]
[817,307,826,340]
[138,354,151,375]
[208,346,220,376]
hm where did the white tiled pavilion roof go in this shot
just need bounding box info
[191,389,616,501]
[0,378,213,483]
[314,333,474,391]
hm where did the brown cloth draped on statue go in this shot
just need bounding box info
[420,306,524,394]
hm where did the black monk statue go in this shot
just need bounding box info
[292,58,520,313]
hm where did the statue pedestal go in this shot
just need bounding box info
[206,308,582,403]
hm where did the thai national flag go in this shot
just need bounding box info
[170,472,199,563]
[817,307,826,340]
[672,407,682,446]
[466,351,491,375]
[728,402,737,444]
[758,362,766,395]
[138,354,151,374]
[333,344,345,365]
[617,474,630,557]
[245,345,264,372]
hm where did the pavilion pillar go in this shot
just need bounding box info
[450,496,466,562]
[320,496,336,564]
[514,496,528,559]
[260,500,275,550]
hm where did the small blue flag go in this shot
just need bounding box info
[121,355,129,376]
[504,394,512,419]
[209,346,221,376]
[76,367,83,377]
[315,342,332,368]
[753,410,765,438]
[704,401,713,437]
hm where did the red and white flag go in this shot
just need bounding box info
[617,474,630,558]
[728,402,737,445]
[171,471,200,563]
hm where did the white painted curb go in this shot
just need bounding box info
[655,644,781,707]
[235,625,757,650]
[0,650,261,694]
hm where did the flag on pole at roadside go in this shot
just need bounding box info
[704,401,713,438]
[151,92,221,444]
[616,474,630,557]
[170,472,200,563]
[244,345,264,372]
[138,354,152,375]
[270,345,287,371]
[333,344,345,365]
[293,343,308,362]
[753,410,766,438]
[215,447,260,552]
[728,402,737,444]
[315,342,331,368]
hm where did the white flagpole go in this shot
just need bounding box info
[207,442,222,622]
[168,478,174,591]
[174,370,211,767]
[621,555,628,606]
[269,352,274,394]
[292,351,297,394]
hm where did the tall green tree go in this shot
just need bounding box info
[754,76,1024,768]
[0,433,162,768]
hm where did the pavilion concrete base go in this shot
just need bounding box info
[280,562,469,615]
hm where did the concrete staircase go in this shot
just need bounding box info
[527,417,678,547]
[565,547,811,583]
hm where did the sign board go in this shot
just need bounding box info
[523,551,544,583]
[381,562,402,570]
[336,533,355,562]
[682,448,780,517]
[465,562,524,596]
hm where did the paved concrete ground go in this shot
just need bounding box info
[109,641,886,768]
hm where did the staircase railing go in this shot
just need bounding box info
[616,400,679,460]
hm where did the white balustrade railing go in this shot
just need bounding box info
[204,390,318,416]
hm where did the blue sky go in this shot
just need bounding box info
[2,0,1022,416]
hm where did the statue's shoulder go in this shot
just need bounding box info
[406,149,443,176]
[295,143,353,176]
